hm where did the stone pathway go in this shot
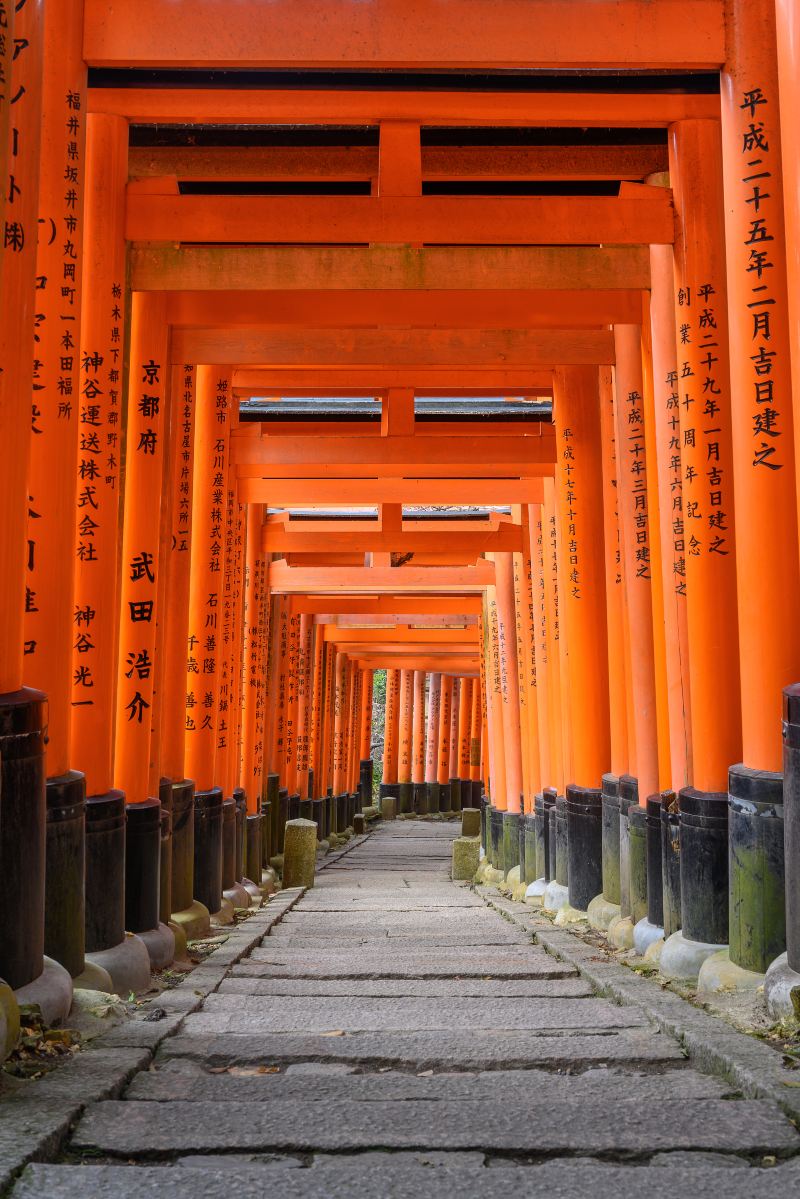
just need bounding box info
[13,822,800,1196]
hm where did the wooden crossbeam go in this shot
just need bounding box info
[171,327,614,367]
[83,1,723,70]
[130,244,651,293]
[127,192,674,246]
[165,288,642,330]
[317,615,479,627]
[288,596,483,615]
[239,478,544,505]
[262,526,521,554]
[323,627,477,644]
[232,370,554,395]
[129,145,668,183]
[269,561,494,593]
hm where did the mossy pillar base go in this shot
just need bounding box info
[523,814,538,885]
[0,689,47,991]
[661,793,682,937]
[283,819,317,889]
[380,782,399,818]
[452,836,480,881]
[428,781,440,815]
[125,798,162,935]
[727,764,785,975]
[461,808,481,838]
[170,780,195,914]
[158,780,173,930]
[85,790,126,955]
[359,760,373,809]
[193,787,224,918]
[439,780,453,814]
[679,786,729,947]
[449,777,462,814]
[398,781,414,815]
[45,770,86,979]
[600,773,621,906]
[784,686,800,980]
[566,785,602,913]
[414,782,429,815]
[489,806,504,874]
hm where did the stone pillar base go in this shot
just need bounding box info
[211,897,236,926]
[659,930,728,983]
[451,836,480,881]
[72,959,113,993]
[241,877,264,904]
[168,921,189,962]
[136,923,176,972]
[0,980,20,1058]
[607,914,635,950]
[170,900,211,942]
[554,903,587,927]
[633,917,665,957]
[524,878,546,906]
[223,882,251,909]
[764,952,800,1021]
[542,880,570,913]
[85,935,151,995]
[587,893,621,932]
[697,947,765,997]
[13,956,73,1026]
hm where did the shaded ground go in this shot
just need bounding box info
[10,822,800,1196]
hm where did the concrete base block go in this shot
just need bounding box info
[659,930,728,984]
[764,952,800,1022]
[461,808,481,838]
[168,921,189,963]
[524,878,546,906]
[171,900,211,942]
[241,877,264,905]
[633,917,665,957]
[283,818,318,889]
[71,959,113,993]
[0,980,20,1058]
[451,836,480,881]
[607,914,635,950]
[14,957,73,1026]
[381,797,397,821]
[483,866,505,885]
[505,865,521,888]
[644,937,665,966]
[85,934,152,996]
[554,903,588,927]
[136,923,176,972]
[542,880,570,913]
[211,897,236,927]
[587,893,621,932]
[697,947,765,997]
[223,882,251,909]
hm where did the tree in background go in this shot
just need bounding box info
[371,668,386,801]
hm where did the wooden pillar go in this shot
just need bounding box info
[668,119,744,790]
[412,669,426,785]
[598,371,630,779]
[647,249,693,792]
[240,504,266,812]
[295,613,314,800]
[113,294,168,805]
[0,0,43,694]
[485,591,507,806]
[494,554,524,812]
[458,678,473,781]
[542,483,566,793]
[359,668,373,761]
[449,678,461,781]
[308,623,325,795]
[320,640,336,794]
[437,675,454,788]
[332,650,348,794]
[184,367,231,793]
[526,506,553,789]
[425,673,441,784]
[24,0,86,778]
[397,668,413,784]
[552,367,611,788]
[721,0,800,770]
[383,667,400,785]
[775,0,799,437]
[613,325,659,803]
[469,674,482,783]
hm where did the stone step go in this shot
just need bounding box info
[126,1059,730,1104]
[233,948,577,979]
[216,976,594,998]
[71,1097,799,1158]
[189,994,647,1032]
[157,1027,685,1070]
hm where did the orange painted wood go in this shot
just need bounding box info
[383,668,400,784]
[294,612,314,800]
[174,326,614,368]
[309,624,325,794]
[721,0,800,770]
[113,294,168,803]
[240,503,267,811]
[241,479,544,508]
[526,504,553,790]
[165,288,641,332]
[160,365,198,784]
[484,593,507,808]
[132,244,651,294]
[128,144,668,183]
[494,553,524,813]
[437,675,454,788]
[425,673,441,785]
[776,0,800,494]
[324,628,477,645]
[295,596,483,616]
[669,120,743,790]
[232,368,554,396]
[82,1,724,70]
[331,651,348,794]
[0,0,43,693]
[184,367,232,792]
[359,668,373,762]
[23,0,86,772]
[448,679,461,780]
[542,483,567,793]
[397,669,413,786]
[127,193,674,248]
[458,677,473,779]
[469,672,482,783]
[262,527,522,556]
[552,367,611,788]
[269,562,494,593]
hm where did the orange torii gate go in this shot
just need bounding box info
[1,0,800,1050]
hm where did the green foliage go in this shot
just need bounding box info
[371,668,387,800]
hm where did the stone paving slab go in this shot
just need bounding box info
[191,994,646,1032]
[15,1161,800,1199]
[127,1060,731,1104]
[71,1096,800,1157]
[216,976,594,997]
[235,949,577,978]
[158,1027,685,1070]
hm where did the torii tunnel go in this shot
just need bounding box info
[1,0,800,1053]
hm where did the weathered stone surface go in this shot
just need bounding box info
[71,1096,799,1156]
[233,949,577,978]
[216,976,594,998]
[189,994,647,1032]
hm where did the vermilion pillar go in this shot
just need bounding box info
[552,368,611,788]
[412,669,426,806]
[598,372,630,779]
[669,120,743,791]
[527,505,553,790]
[721,0,800,770]
[309,623,325,795]
[613,325,659,803]
[437,674,454,805]
[458,677,473,782]
[448,678,461,809]
[397,667,414,812]
[332,651,348,795]
[484,591,507,807]
[493,554,523,813]
[295,613,314,801]
[240,504,267,812]
[469,674,482,784]
[776,0,799,443]
[184,368,231,793]
[648,248,693,792]
[425,671,441,809]
[382,667,400,790]
[542,484,566,794]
